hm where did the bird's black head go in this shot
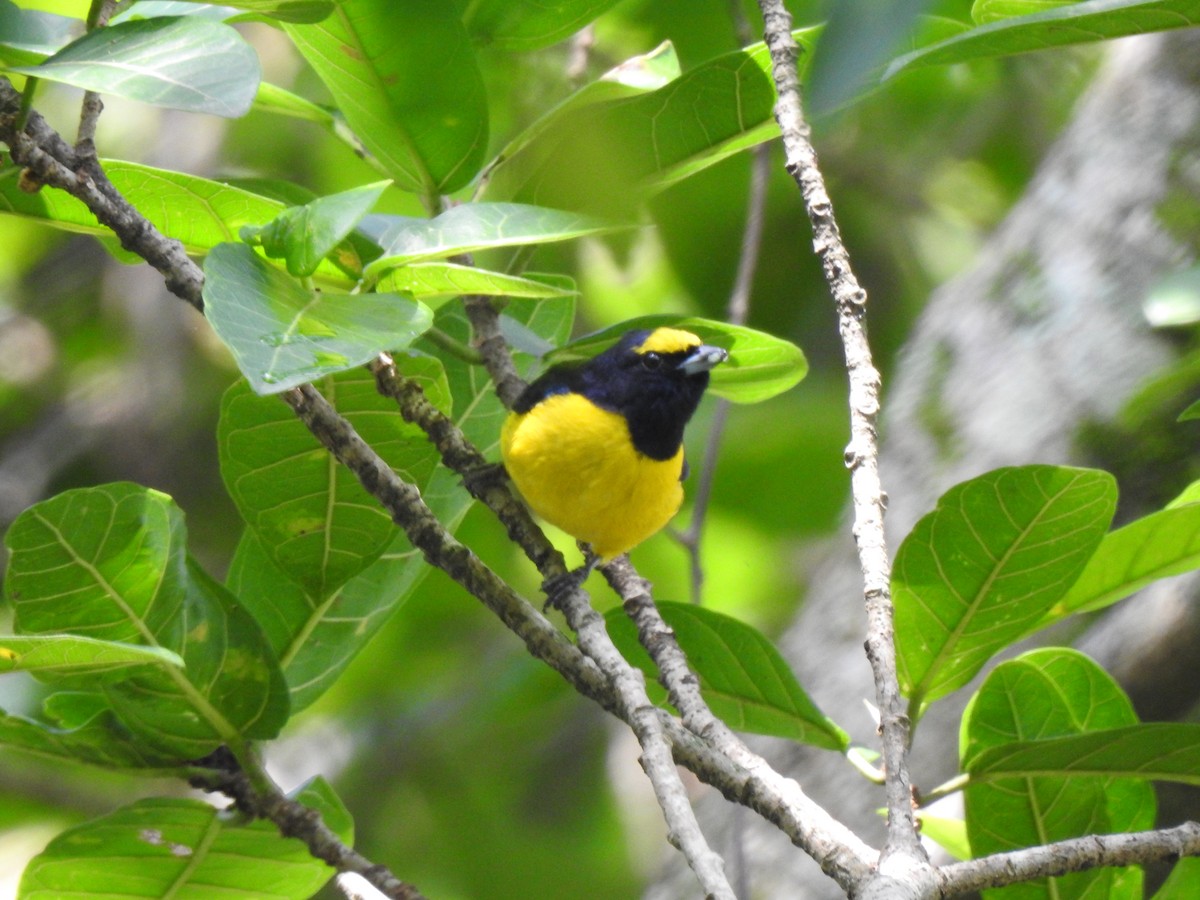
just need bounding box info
[577,327,728,460]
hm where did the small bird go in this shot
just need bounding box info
[501,327,728,561]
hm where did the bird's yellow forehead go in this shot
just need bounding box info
[635,327,702,355]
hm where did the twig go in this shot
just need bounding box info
[0,78,204,310]
[936,823,1200,897]
[755,0,924,874]
[189,750,425,900]
[77,1,118,152]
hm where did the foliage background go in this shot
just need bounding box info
[0,0,1168,897]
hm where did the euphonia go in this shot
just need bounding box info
[501,327,728,560]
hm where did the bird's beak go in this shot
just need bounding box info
[679,344,729,375]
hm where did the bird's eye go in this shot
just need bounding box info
[641,352,663,371]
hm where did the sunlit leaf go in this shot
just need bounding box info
[18,778,350,899]
[607,603,848,750]
[894,466,1116,717]
[0,635,182,677]
[241,181,389,277]
[3,484,289,759]
[218,366,443,600]
[364,203,623,275]
[284,0,487,194]
[375,263,576,305]
[8,16,260,117]
[968,722,1200,785]
[1046,501,1200,621]
[962,648,1153,899]
[202,242,432,394]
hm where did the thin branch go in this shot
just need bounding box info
[936,822,1200,897]
[77,0,118,152]
[602,556,874,892]
[0,78,204,310]
[754,0,923,870]
[189,750,425,900]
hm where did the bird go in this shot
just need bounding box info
[500,326,728,563]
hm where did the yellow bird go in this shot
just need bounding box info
[501,327,728,560]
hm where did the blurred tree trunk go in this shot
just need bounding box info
[651,29,1200,899]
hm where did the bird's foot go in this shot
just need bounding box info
[460,461,507,498]
[541,551,601,612]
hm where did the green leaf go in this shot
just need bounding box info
[0,706,175,770]
[1046,501,1200,622]
[1179,398,1200,421]
[0,0,78,66]
[968,723,1200,785]
[0,158,329,266]
[1154,858,1200,900]
[464,0,623,50]
[915,813,970,861]
[481,29,819,216]
[375,263,577,305]
[202,242,432,394]
[19,779,351,900]
[606,603,849,750]
[961,648,1153,900]
[884,0,1200,80]
[546,316,808,404]
[8,16,261,117]
[364,203,624,276]
[894,466,1116,717]
[218,367,444,599]
[221,358,448,707]
[0,635,183,677]
[242,180,389,278]
[172,0,335,24]
[3,484,289,759]
[485,40,680,172]
[284,0,488,196]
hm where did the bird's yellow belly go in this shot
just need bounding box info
[501,393,685,559]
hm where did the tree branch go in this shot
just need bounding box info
[936,823,1200,897]
[0,78,204,310]
[755,0,925,877]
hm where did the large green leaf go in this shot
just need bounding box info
[894,466,1116,718]
[607,603,848,749]
[968,723,1200,785]
[0,0,77,66]
[8,16,260,117]
[0,158,324,266]
[1154,858,1200,900]
[481,29,819,216]
[363,203,623,278]
[241,181,389,278]
[546,316,808,404]
[222,357,447,709]
[0,635,182,677]
[218,366,444,599]
[284,0,488,196]
[885,1,1200,80]
[1046,501,1200,622]
[18,778,351,900]
[3,484,289,759]
[962,649,1152,900]
[202,242,432,394]
[464,0,623,50]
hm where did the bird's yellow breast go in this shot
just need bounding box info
[501,392,685,560]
